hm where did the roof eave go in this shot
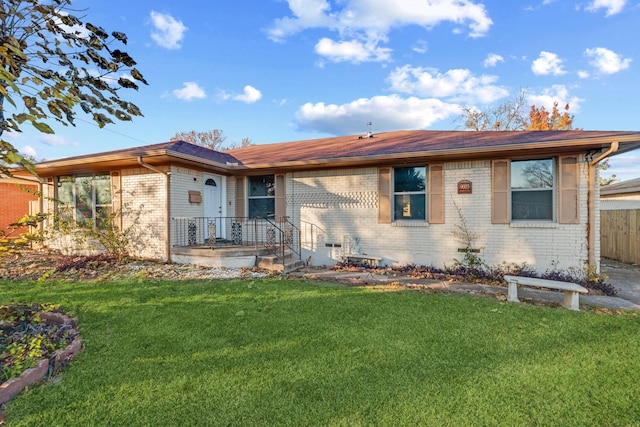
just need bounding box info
[28,148,240,176]
[19,132,640,176]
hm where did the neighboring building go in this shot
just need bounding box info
[0,176,40,238]
[17,130,640,274]
[600,177,640,210]
[600,177,640,264]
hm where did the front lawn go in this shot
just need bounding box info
[1,277,639,426]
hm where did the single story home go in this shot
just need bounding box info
[16,130,640,274]
[600,177,640,210]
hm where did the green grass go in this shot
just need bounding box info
[1,277,639,426]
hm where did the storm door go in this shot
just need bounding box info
[204,176,223,239]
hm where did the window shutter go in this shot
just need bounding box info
[275,174,286,221]
[559,156,579,224]
[46,178,55,227]
[491,160,510,224]
[378,167,391,224]
[235,177,245,218]
[428,164,444,224]
[110,171,122,229]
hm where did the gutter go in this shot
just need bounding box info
[586,142,619,269]
[137,156,172,262]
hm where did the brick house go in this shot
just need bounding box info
[0,176,40,238]
[18,130,640,273]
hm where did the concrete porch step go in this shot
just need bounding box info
[172,245,304,273]
[257,250,305,273]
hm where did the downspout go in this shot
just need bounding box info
[137,156,172,262]
[587,142,619,269]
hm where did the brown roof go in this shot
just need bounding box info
[225,130,640,170]
[38,140,237,166]
[30,140,239,176]
[23,129,640,176]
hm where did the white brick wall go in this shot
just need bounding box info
[288,159,595,273]
[121,167,167,259]
[38,155,600,273]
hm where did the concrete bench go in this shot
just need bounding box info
[343,254,382,267]
[503,275,588,311]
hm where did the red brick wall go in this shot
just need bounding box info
[0,182,39,238]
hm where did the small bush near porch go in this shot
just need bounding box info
[1,277,639,426]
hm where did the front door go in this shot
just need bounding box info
[204,175,222,239]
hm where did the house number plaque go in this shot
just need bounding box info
[457,180,472,194]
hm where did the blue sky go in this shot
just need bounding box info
[8,0,640,181]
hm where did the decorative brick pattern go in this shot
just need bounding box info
[293,191,377,209]
[289,159,594,273]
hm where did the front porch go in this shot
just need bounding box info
[171,217,305,273]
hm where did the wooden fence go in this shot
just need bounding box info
[601,209,640,264]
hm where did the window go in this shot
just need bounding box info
[56,173,112,227]
[493,157,578,225]
[393,167,426,221]
[378,166,443,224]
[248,175,275,218]
[510,159,554,221]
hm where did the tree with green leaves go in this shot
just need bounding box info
[0,0,147,176]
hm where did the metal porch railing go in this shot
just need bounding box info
[172,216,301,262]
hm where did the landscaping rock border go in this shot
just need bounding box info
[0,312,82,405]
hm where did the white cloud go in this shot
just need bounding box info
[172,82,206,101]
[267,0,492,62]
[314,37,392,63]
[388,65,508,104]
[19,145,37,158]
[40,134,69,147]
[412,40,429,54]
[606,152,640,182]
[150,11,187,49]
[585,47,632,74]
[526,85,583,112]
[3,130,21,142]
[56,12,90,39]
[585,0,626,16]
[294,94,461,135]
[483,53,504,68]
[232,85,262,104]
[216,90,232,101]
[267,0,334,42]
[531,51,566,75]
[578,70,590,79]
